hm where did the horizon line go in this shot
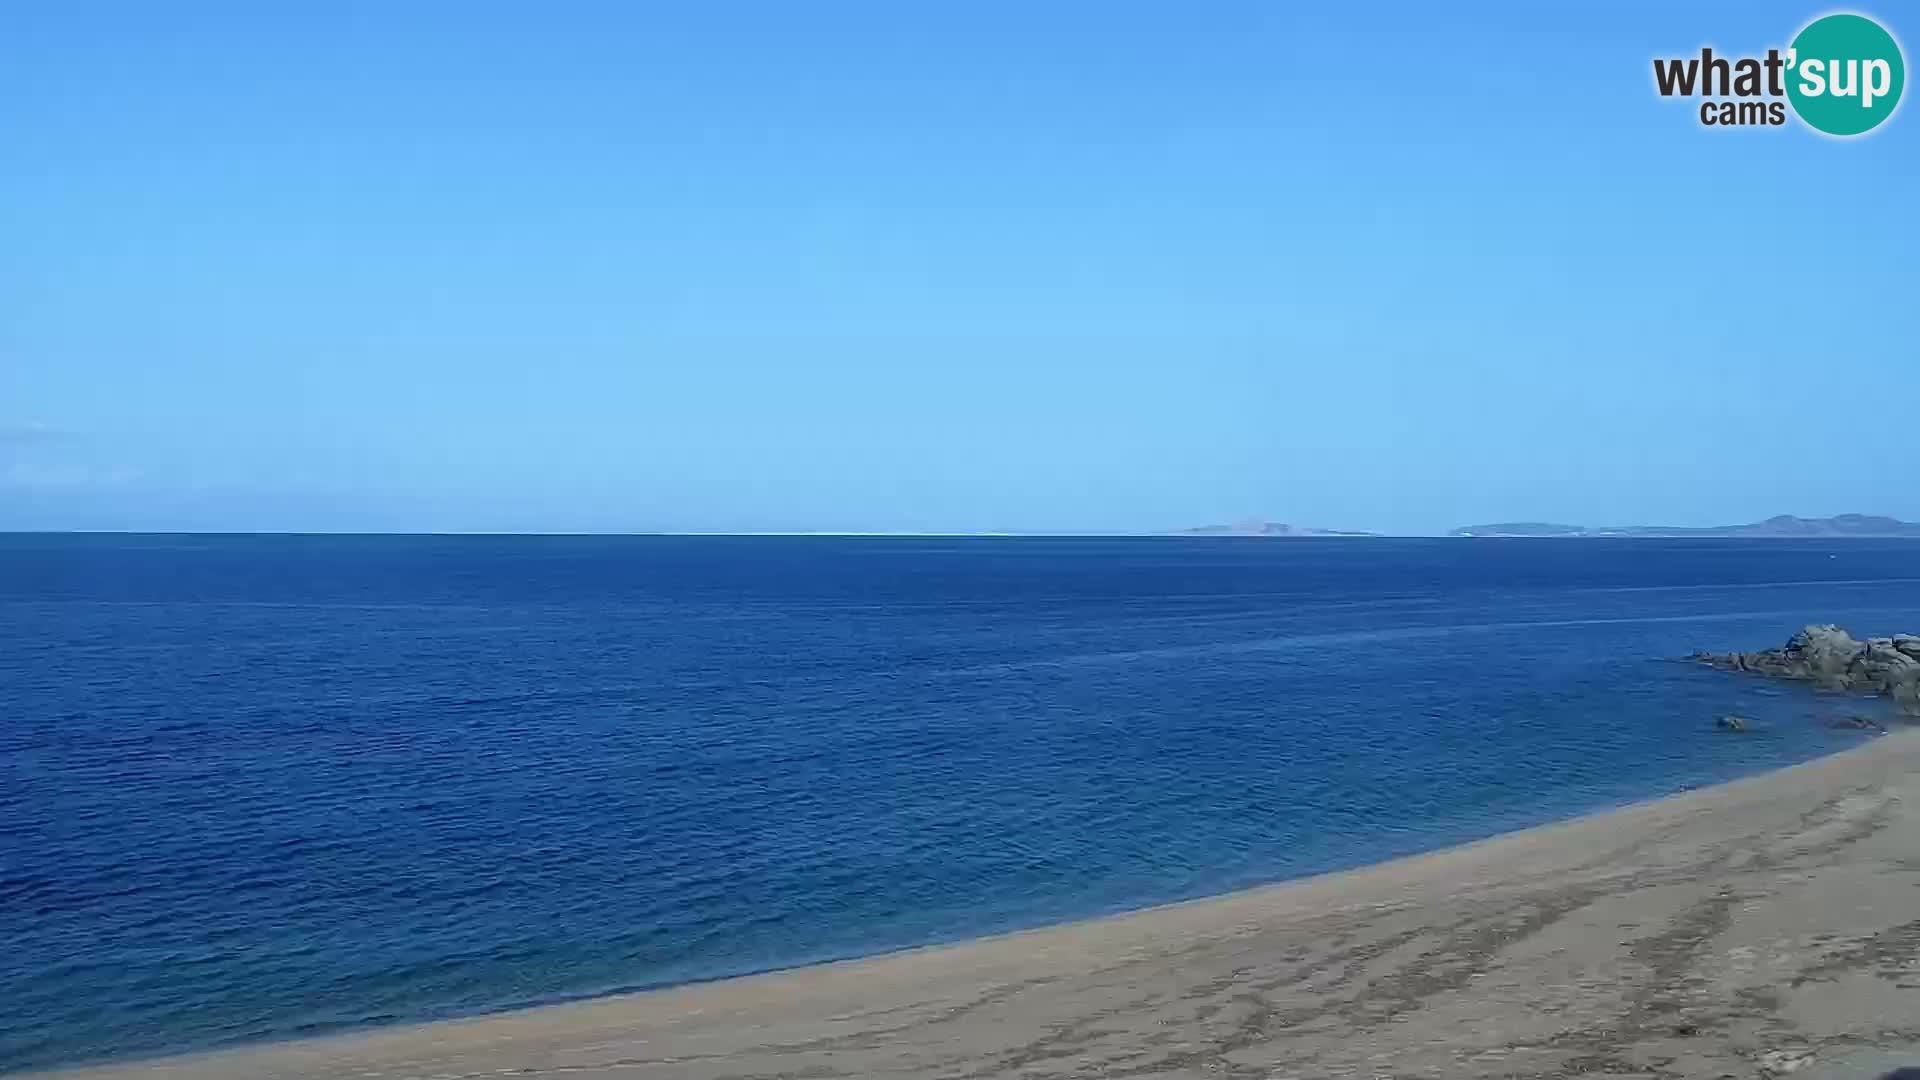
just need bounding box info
[4,529,1919,541]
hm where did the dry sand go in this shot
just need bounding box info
[38,733,1920,1080]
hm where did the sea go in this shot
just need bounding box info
[3,533,1918,1073]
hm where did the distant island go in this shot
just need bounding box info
[1175,519,1377,537]
[1450,514,1920,539]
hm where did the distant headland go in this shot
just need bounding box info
[1449,514,1920,539]
[1174,519,1378,537]
[1169,513,1920,539]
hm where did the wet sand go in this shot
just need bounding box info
[39,732,1920,1080]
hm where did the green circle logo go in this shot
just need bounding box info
[1786,13,1905,135]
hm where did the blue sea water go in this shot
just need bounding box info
[3,534,1919,1073]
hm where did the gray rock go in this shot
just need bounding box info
[1787,624,1862,678]
[1757,1047,1815,1075]
[1895,678,1920,716]
[1695,624,1920,713]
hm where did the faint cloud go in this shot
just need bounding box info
[0,420,73,444]
[0,463,141,489]
[0,421,140,489]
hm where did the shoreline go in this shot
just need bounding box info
[31,730,1920,1080]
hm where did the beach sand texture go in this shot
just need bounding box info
[37,732,1920,1080]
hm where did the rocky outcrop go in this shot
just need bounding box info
[1694,625,1920,715]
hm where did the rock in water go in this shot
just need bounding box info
[1789,624,1862,687]
[1897,679,1920,715]
[1696,625,1920,716]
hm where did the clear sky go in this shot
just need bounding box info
[2,1,1913,534]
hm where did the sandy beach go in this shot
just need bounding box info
[37,732,1920,1080]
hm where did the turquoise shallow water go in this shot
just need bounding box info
[2,534,1917,1073]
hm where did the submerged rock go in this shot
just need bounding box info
[1695,625,1920,716]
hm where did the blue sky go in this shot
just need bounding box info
[2,1,1913,534]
